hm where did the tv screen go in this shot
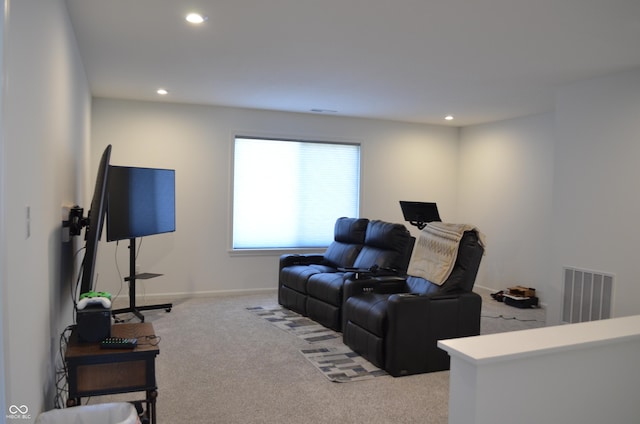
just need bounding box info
[79,144,112,296]
[107,166,176,242]
[399,201,441,223]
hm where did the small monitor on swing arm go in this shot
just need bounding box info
[399,201,441,230]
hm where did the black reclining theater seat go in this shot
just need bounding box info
[342,229,484,376]
[278,217,414,332]
[305,220,414,331]
[278,217,369,317]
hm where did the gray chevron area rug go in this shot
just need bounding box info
[300,345,388,382]
[246,306,341,343]
[247,305,387,382]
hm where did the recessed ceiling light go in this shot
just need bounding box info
[186,13,207,24]
[157,88,168,95]
[445,115,454,121]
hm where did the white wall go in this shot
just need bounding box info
[2,0,90,416]
[90,99,459,300]
[457,68,640,326]
[458,114,555,299]
[548,69,640,324]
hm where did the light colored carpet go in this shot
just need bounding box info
[479,290,546,334]
[91,289,544,423]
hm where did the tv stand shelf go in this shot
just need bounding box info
[112,238,172,323]
[125,272,163,281]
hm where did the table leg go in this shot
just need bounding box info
[147,389,158,424]
[66,398,81,407]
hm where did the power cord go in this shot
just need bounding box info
[54,325,75,409]
[135,238,149,307]
[112,237,149,324]
[112,237,144,304]
[481,314,545,323]
[71,247,86,319]
[113,239,125,304]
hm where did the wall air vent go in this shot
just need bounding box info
[562,267,613,324]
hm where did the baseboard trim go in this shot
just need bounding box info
[474,284,497,295]
[111,287,278,308]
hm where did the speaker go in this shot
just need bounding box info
[77,306,111,342]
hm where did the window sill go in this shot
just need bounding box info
[228,247,326,257]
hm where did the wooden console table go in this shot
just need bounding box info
[65,322,160,423]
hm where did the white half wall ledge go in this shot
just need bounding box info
[438,315,640,424]
[439,314,640,365]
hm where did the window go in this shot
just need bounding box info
[233,136,360,249]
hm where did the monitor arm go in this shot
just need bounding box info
[409,221,427,230]
[63,205,88,237]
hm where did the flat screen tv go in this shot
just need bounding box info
[399,201,441,230]
[106,166,176,242]
[79,144,112,296]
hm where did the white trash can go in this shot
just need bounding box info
[35,402,140,424]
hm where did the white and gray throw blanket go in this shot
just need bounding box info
[407,222,486,285]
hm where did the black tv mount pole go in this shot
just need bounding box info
[111,238,173,322]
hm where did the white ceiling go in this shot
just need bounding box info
[65,0,640,126]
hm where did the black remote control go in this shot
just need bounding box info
[100,337,138,349]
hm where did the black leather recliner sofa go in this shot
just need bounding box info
[278,217,414,331]
[342,229,484,376]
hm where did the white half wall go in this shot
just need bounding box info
[90,99,459,299]
[458,113,555,297]
[440,315,640,424]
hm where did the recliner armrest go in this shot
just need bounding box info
[279,253,325,269]
[338,266,402,279]
[343,275,407,300]
[383,291,482,375]
[387,291,482,339]
[373,276,410,293]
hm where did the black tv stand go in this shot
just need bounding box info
[111,238,173,322]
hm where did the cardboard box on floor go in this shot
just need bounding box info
[507,285,536,298]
